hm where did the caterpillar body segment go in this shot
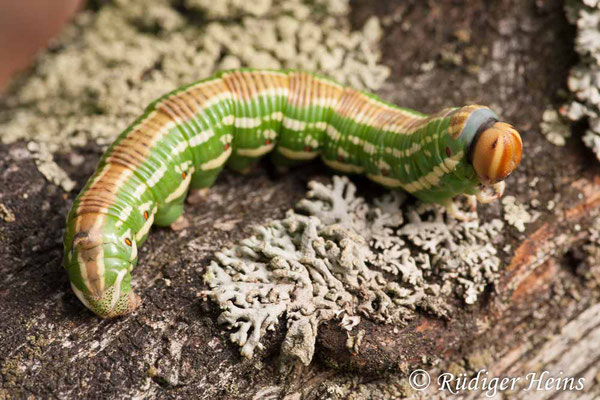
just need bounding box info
[63,68,522,317]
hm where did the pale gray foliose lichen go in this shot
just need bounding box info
[501,195,533,233]
[204,176,505,364]
[559,0,600,160]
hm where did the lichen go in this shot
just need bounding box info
[540,108,572,146]
[501,195,532,233]
[26,141,76,192]
[204,176,505,364]
[560,0,600,160]
[0,0,389,154]
[580,216,600,279]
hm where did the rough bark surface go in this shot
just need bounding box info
[2,1,600,399]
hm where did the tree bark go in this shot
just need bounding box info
[1,0,599,399]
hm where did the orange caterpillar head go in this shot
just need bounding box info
[470,122,522,184]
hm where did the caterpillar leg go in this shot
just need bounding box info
[155,201,189,231]
[476,181,506,204]
[466,194,477,211]
[190,168,222,189]
[154,199,185,227]
[443,198,477,221]
[186,168,223,205]
[270,150,307,169]
[187,188,210,205]
[170,214,190,231]
[227,153,258,175]
[273,165,289,176]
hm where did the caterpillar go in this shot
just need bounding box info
[63,68,522,318]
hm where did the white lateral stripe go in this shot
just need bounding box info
[129,239,137,261]
[110,269,128,310]
[304,135,319,148]
[269,112,283,122]
[315,121,327,130]
[222,115,234,125]
[235,117,262,129]
[363,142,377,155]
[116,204,133,227]
[337,147,349,158]
[367,174,404,188]
[402,151,464,192]
[133,182,148,198]
[174,160,192,173]
[376,159,391,170]
[135,206,156,241]
[237,143,275,157]
[132,110,176,145]
[323,158,364,173]
[189,129,215,147]
[149,120,177,147]
[147,165,167,187]
[114,167,133,187]
[326,125,342,141]
[78,214,106,295]
[118,228,132,246]
[71,283,93,311]
[282,117,306,131]
[311,97,339,107]
[349,135,362,145]
[139,201,153,212]
[77,252,92,294]
[201,146,232,170]
[165,167,194,202]
[220,133,233,144]
[171,141,188,156]
[202,92,235,109]
[263,129,277,139]
[277,146,320,160]
[229,88,289,102]
[444,155,461,170]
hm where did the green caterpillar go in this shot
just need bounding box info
[63,69,522,318]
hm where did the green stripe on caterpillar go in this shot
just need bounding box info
[63,68,522,318]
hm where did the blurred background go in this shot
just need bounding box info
[0,0,82,91]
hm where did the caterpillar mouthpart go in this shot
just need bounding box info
[471,122,522,184]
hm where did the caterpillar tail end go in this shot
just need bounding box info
[70,281,141,318]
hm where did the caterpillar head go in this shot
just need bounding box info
[470,121,522,184]
[65,220,141,318]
